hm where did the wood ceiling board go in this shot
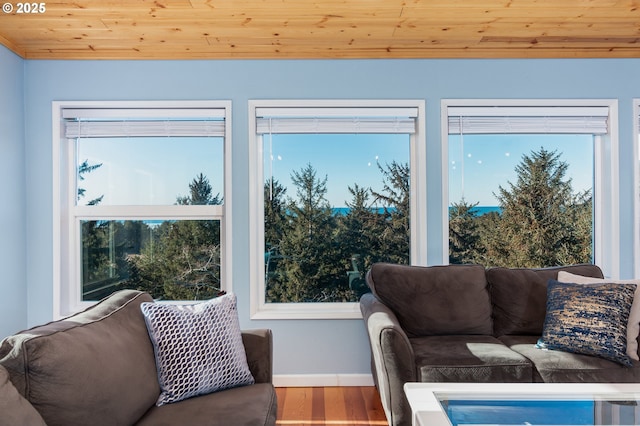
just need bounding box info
[21,42,640,60]
[1,0,639,59]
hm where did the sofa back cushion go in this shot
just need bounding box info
[366,263,492,337]
[487,264,604,336]
[0,290,160,426]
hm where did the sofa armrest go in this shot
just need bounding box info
[241,329,273,384]
[360,293,416,426]
[0,364,47,426]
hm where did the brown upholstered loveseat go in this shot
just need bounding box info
[360,263,640,426]
[0,290,277,426]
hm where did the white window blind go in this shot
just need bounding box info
[448,106,609,135]
[63,108,226,138]
[256,107,418,134]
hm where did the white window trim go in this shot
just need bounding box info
[441,99,619,278]
[248,99,426,320]
[634,100,640,278]
[52,100,233,319]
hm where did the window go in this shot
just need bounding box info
[442,99,618,276]
[635,99,640,278]
[53,101,232,318]
[249,100,426,319]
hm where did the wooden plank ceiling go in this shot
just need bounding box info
[0,0,639,60]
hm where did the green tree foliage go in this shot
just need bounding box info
[122,173,222,300]
[82,144,593,304]
[80,220,111,284]
[338,184,387,298]
[492,148,591,267]
[567,190,593,264]
[145,220,221,300]
[371,161,410,265]
[449,147,592,268]
[81,220,154,300]
[267,164,347,302]
[82,156,412,305]
[176,172,221,205]
[77,159,110,300]
[449,200,485,264]
[264,178,289,300]
[77,159,104,206]
[339,184,381,268]
[475,211,507,265]
[264,161,411,303]
[264,178,289,247]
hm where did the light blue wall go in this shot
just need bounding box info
[0,46,25,338]
[8,54,640,376]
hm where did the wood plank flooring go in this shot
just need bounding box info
[276,386,388,425]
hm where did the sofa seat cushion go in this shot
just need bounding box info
[488,264,604,336]
[411,335,532,382]
[499,335,640,383]
[135,382,277,426]
[367,263,492,337]
[0,290,160,426]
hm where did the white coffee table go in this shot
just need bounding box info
[404,382,640,426]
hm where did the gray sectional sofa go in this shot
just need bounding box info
[360,263,640,426]
[0,290,277,426]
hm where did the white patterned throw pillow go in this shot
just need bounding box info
[140,293,254,406]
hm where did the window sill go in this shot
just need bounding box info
[250,301,362,320]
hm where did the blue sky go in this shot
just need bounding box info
[266,133,593,208]
[78,137,224,205]
[449,134,594,206]
[77,133,593,209]
[265,133,410,207]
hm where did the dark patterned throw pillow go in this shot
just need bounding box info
[537,280,636,367]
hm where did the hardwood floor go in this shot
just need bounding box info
[276,386,388,425]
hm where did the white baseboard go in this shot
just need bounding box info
[273,373,374,387]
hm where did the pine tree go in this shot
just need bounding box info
[476,211,508,266]
[176,172,221,205]
[273,164,346,302]
[339,184,378,267]
[449,200,485,264]
[489,147,592,267]
[77,159,108,298]
[337,184,385,299]
[264,178,289,254]
[123,174,222,300]
[371,161,410,264]
[263,178,290,302]
[77,159,104,206]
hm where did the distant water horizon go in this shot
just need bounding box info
[332,207,391,216]
[464,206,502,216]
[332,206,502,216]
